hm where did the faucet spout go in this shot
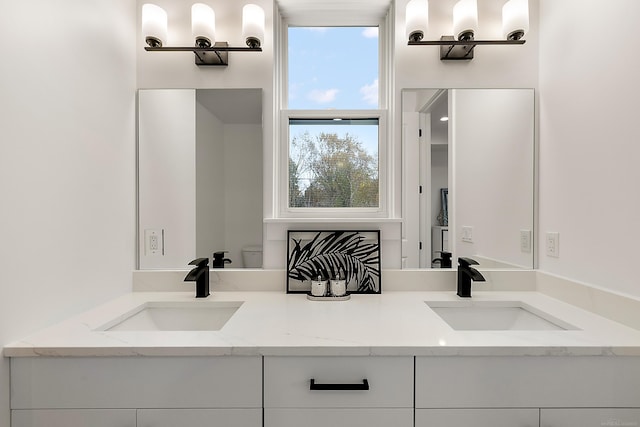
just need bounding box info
[184,258,210,298]
[456,257,485,298]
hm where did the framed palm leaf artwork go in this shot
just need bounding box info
[286,230,381,294]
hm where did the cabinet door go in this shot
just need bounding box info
[416,409,538,427]
[137,409,262,427]
[11,356,262,409]
[265,408,413,427]
[12,409,136,427]
[416,356,640,408]
[541,408,640,427]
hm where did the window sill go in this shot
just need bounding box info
[264,218,402,224]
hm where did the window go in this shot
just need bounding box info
[281,24,387,216]
[289,118,379,208]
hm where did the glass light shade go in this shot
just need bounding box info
[142,4,168,47]
[192,3,216,47]
[242,4,265,48]
[452,0,478,40]
[502,0,529,40]
[405,0,429,42]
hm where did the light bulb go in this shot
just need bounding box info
[502,0,529,40]
[192,3,216,48]
[142,4,168,48]
[453,0,478,41]
[406,0,429,42]
[242,4,265,48]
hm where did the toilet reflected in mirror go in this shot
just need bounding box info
[242,245,263,269]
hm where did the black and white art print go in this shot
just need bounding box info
[286,230,381,294]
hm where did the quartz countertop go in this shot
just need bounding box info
[5,290,640,357]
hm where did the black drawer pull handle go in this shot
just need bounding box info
[309,379,370,391]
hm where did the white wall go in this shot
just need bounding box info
[224,124,263,267]
[0,0,136,424]
[538,0,640,297]
[394,0,540,88]
[139,90,197,269]
[196,101,226,262]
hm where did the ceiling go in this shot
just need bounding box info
[277,0,392,25]
[197,89,262,125]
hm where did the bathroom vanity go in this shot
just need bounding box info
[5,270,640,427]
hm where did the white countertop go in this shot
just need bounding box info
[5,290,640,357]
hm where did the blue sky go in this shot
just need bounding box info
[288,26,380,161]
[288,26,379,110]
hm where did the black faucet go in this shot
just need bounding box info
[212,251,232,268]
[184,258,210,298]
[432,251,453,268]
[457,257,486,298]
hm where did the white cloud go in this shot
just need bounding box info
[362,27,379,38]
[289,83,301,101]
[308,89,339,104]
[360,79,378,106]
[305,27,329,33]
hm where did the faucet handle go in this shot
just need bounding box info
[189,258,209,268]
[458,257,479,268]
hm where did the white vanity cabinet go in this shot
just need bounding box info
[137,409,262,427]
[12,409,136,427]
[415,356,640,427]
[541,409,640,427]
[10,356,262,427]
[263,356,414,427]
[416,408,539,427]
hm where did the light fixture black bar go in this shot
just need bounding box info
[409,39,525,46]
[144,46,262,52]
[409,36,525,60]
[144,41,262,66]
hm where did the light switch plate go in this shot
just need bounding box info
[462,226,473,243]
[520,229,531,253]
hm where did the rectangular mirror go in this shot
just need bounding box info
[138,88,263,269]
[402,89,535,269]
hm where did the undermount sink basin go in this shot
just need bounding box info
[426,301,577,331]
[99,301,243,331]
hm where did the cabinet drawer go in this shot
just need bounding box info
[264,408,413,427]
[416,409,539,427]
[137,409,262,427]
[541,409,640,427]
[12,409,136,427]
[11,356,262,409]
[264,356,413,408]
[416,356,640,408]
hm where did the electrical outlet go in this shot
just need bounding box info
[546,232,559,258]
[149,234,159,251]
[145,229,164,256]
[462,226,473,243]
[520,229,531,253]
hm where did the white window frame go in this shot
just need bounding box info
[277,15,391,219]
[280,109,388,218]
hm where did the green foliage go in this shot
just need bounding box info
[289,131,378,208]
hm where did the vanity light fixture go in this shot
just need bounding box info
[142,3,264,66]
[406,0,528,61]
